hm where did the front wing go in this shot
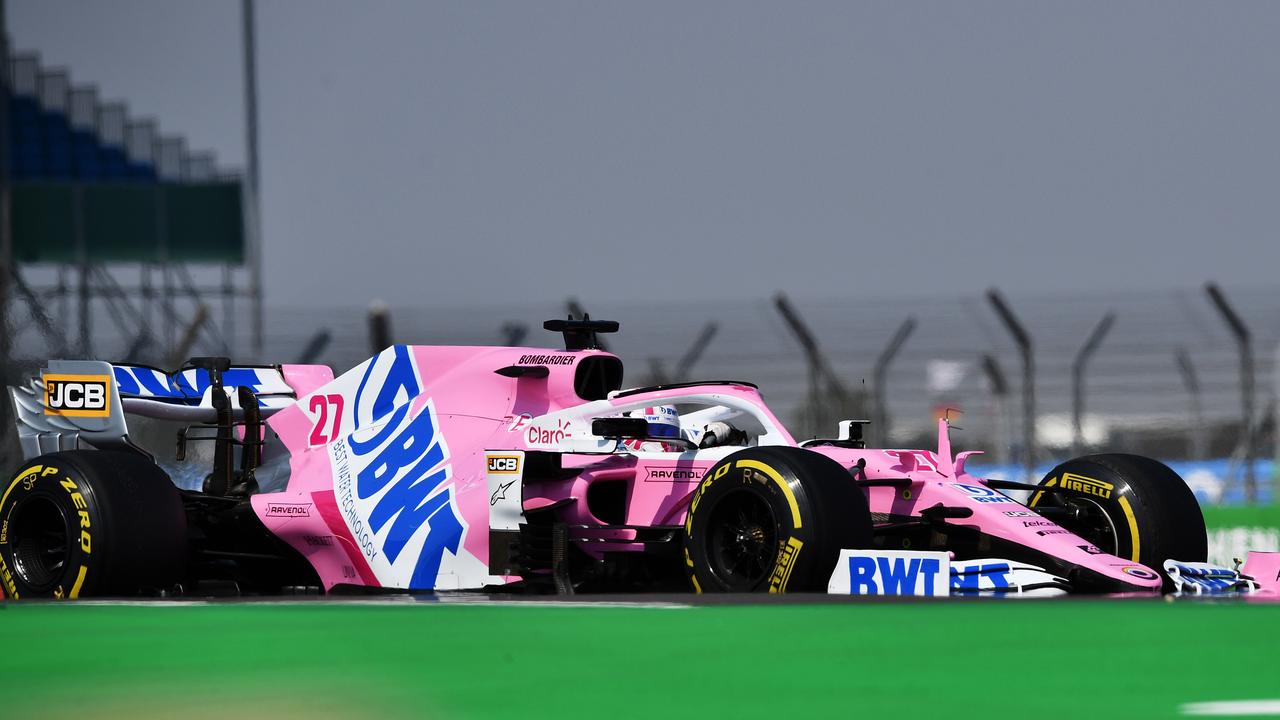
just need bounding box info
[828,550,1280,597]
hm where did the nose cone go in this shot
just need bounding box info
[943,478,1164,592]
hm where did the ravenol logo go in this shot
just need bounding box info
[43,374,111,417]
[831,550,949,596]
[346,346,466,590]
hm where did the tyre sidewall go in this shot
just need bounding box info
[684,448,871,593]
[1030,453,1207,571]
[1,451,187,599]
[0,458,106,600]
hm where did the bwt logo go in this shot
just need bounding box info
[951,563,1012,592]
[954,483,1013,504]
[352,345,423,433]
[847,556,945,596]
[487,456,520,474]
[346,346,466,590]
[44,374,111,417]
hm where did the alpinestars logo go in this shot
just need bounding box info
[490,480,517,506]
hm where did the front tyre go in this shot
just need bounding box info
[0,451,187,599]
[683,447,872,593]
[1030,453,1206,589]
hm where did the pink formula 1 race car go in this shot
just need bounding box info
[2,319,1274,600]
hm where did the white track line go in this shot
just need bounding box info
[1181,700,1280,716]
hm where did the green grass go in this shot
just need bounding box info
[1,599,1277,719]
[1202,504,1280,530]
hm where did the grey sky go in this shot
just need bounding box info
[11,2,1280,307]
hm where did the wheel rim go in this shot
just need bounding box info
[9,496,72,591]
[1047,495,1120,556]
[705,489,778,590]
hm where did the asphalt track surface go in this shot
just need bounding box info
[2,595,1278,719]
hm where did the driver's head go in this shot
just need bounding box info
[632,405,680,440]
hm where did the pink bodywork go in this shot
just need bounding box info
[538,418,1162,591]
[246,344,1163,592]
[1243,552,1280,598]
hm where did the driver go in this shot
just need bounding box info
[620,404,748,452]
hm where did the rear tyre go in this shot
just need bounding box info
[0,451,187,599]
[683,447,872,592]
[1030,453,1206,589]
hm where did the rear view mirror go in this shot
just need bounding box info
[592,417,649,439]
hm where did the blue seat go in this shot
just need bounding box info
[100,147,130,179]
[10,97,42,127]
[128,163,158,181]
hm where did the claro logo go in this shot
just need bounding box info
[43,374,111,417]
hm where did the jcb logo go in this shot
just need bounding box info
[487,455,520,474]
[44,374,111,418]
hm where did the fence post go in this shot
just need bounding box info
[981,354,1011,466]
[872,317,916,448]
[368,300,393,355]
[296,329,332,364]
[501,322,528,347]
[1205,283,1255,503]
[986,289,1035,482]
[773,293,850,439]
[1174,348,1206,460]
[673,322,719,382]
[1072,312,1116,456]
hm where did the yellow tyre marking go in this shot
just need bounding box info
[1029,476,1056,507]
[690,575,702,593]
[1,465,43,510]
[69,565,88,599]
[768,536,804,593]
[1118,495,1141,561]
[734,459,802,529]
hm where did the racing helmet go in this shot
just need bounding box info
[629,405,681,441]
[632,404,680,438]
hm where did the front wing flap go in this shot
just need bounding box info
[1164,559,1263,596]
[828,550,1070,597]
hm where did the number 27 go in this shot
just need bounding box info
[308,394,345,446]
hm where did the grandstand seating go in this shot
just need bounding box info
[5,51,244,265]
[6,52,210,182]
[8,92,156,180]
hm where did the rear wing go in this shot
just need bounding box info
[111,363,297,415]
[7,359,302,460]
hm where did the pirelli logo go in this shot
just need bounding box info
[487,455,521,474]
[43,374,111,418]
[768,536,804,593]
[1059,473,1113,499]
